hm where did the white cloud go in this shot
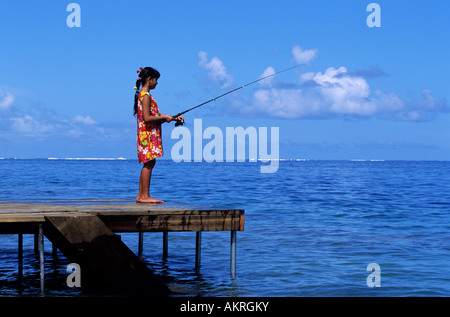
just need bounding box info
[0,93,15,110]
[68,115,104,137]
[73,115,98,125]
[259,66,276,88]
[198,51,234,89]
[9,115,54,133]
[239,65,448,121]
[7,112,99,137]
[292,45,318,65]
[252,87,312,118]
[308,66,376,116]
[242,66,375,119]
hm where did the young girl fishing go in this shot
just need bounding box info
[134,67,183,203]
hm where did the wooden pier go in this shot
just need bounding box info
[0,200,245,295]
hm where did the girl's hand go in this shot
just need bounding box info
[163,115,174,123]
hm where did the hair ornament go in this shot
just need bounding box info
[136,67,143,73]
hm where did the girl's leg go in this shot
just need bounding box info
[136,160,163,203]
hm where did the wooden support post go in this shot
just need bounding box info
[230,230,236,279]
[138,231,144,257]
[38,224,45,296]
[195,232,202,272]
[18,234,23,281]
[163,232,168,260]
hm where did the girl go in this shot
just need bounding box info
[134,67,183,203]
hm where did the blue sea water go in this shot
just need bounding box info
[0,158,449,296]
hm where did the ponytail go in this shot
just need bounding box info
[133,66,161,117]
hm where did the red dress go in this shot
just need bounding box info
[136,91,163,163]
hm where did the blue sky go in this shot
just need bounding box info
[0,0,449,160]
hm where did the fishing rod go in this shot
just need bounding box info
[172,64,302,126]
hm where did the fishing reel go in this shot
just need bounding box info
[174,117,185,126]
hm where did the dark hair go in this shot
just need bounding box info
[133,67,161,117]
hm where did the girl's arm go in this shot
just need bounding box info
[142,94,173,123]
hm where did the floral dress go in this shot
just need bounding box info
[136,91,163,163]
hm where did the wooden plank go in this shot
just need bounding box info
[99,210,245,232]
[0,214,46,223]
[0,211,81,223]
[83,206,245,216]
[0,201,243,214]
[44,214,170,295]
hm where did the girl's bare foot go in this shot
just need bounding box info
[137,196,164,204]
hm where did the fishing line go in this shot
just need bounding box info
[172,64,302,126]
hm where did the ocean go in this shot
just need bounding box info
[0,158,449,297]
